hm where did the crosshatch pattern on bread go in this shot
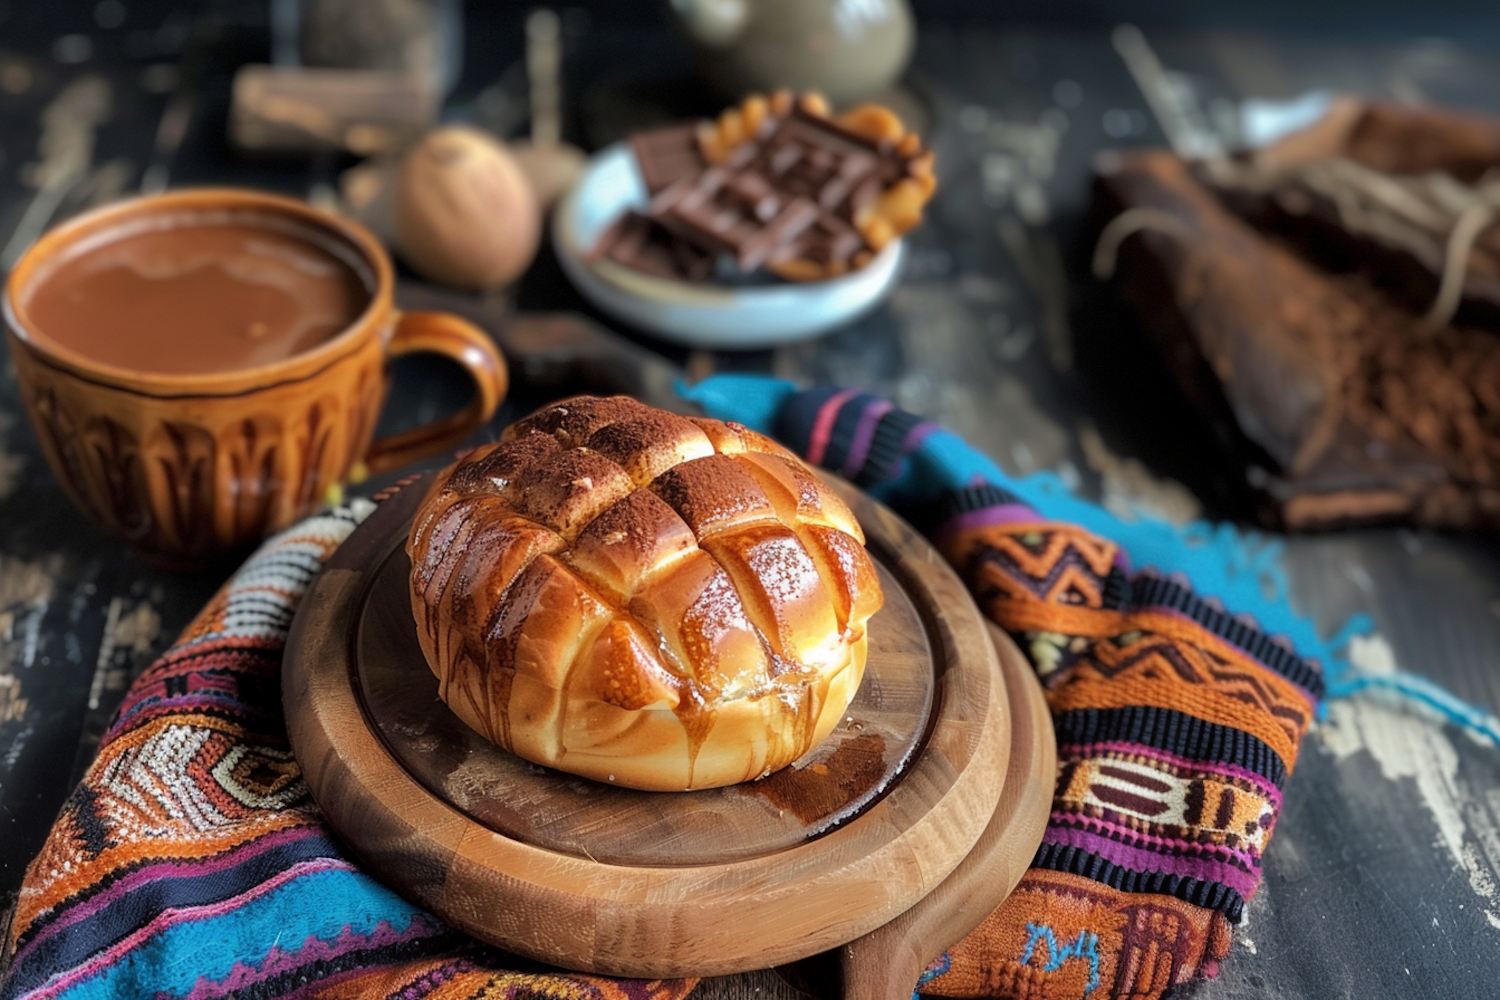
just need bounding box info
[406,396,884,791]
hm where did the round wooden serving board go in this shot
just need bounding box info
[284,473,1050,981]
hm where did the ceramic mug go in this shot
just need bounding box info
[4,188,508,567]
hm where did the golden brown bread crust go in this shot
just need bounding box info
[406,395,883,790]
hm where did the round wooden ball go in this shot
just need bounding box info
[394,126,542,290]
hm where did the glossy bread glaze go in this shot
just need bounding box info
[406,395,883,790]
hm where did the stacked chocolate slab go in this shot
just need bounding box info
[593,98,928,284]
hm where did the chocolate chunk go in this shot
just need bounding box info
[744,116,891,223]
[788,103,886,156]
[724,170,780,222]
[740,198,822,270]
[595,211,713,282]
[590,211,651,262]
[593,98,930,284]
[630,124,707,196]
[655,173,820,272]
[775,213,864,268]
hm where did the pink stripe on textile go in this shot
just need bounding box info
[1041,823,1261,898]
[900,420,938,453]
[28,859,358,1000]
[806,388,861,466]
[9,825,324,968]
[1049,810,1264,867]
[841,398,894,477]
[1056,740,1284,806]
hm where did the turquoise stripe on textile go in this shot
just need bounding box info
[37,867,425,1000]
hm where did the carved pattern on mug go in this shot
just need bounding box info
[348,362,383,475]
[147,421,217,554]
[82,415,148,541]
[294,398,338,514]
[22,362,392,559]
[222,416,282,548]
[29,385,94,520]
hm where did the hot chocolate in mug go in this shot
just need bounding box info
[4,188,508,566]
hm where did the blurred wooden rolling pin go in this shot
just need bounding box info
[229,64,438,155]
[508,7,586,210]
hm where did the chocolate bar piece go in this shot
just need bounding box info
[630,125,707,196]
[745,108,887,223]
[772,213,866,271]
[592,211,714,282]
[650,167,821,271]
[594,97,932,285]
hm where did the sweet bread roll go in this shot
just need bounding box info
[406,395,883,791]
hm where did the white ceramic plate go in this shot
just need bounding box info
[553,143,905,349]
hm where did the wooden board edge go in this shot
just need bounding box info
[834,625,1055,1000]
[284,474,1015,977]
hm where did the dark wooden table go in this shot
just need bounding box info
[2,3,1499,998]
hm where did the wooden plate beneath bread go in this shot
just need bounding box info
[284,473,1050,982]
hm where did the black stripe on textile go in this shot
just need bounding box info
[221,594,298,617]
[68,784,111,859]
[904,483,1029,535]
[773,385,845,458]
[933,484,1028,521]
[111,654,286,735]
[821,393,878,474]
[107,703,290,749]
[1031,842,1246,922]
[119,646,282,694]
[5,834,348,994]
[1129,575,1324,699]
[236,550,325,583]
[855,407,925,486]
[154,641,281,671]
[228,931,470,1000]
[1052,706,1287,788]
[1101,567,1133,611]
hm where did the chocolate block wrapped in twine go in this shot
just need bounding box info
[8,375,1495,1000]
[1092,100,1500,533]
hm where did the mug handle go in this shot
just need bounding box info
[361,311,509,477]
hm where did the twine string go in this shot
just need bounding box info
[1202,153,1500,331]
[1091,207,1194,281]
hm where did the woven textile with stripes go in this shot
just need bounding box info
[0,505,694,1000]
[766,385,1322,1000]
[5,380,1326,1000]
